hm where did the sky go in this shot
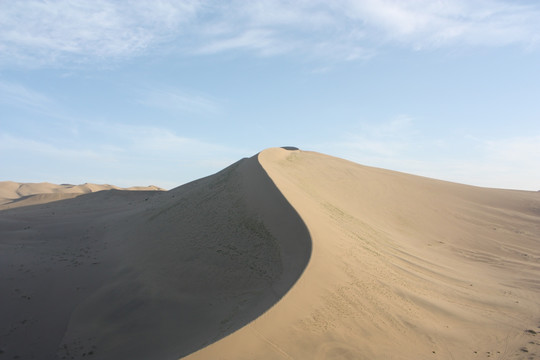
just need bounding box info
[1,0,539,190]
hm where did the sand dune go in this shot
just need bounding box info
[0,155,310,359]
[1,148,539,359]
[0,181,163,208]
[187,148,540,359]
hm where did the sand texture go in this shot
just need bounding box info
[1,148,540,359]
[0,156,310,359]
[0,181,163,208]
[186,148,540,360]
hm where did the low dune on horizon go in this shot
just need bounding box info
[0,181,164,208]
[1,147,539,360]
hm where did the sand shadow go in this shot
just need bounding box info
[0,154,312,360]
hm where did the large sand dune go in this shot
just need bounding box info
[0,155,310,359]
[187,148,540,360]
[1,148,539,359]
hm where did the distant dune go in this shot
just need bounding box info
[0,155,310,359]
[1,148,539,360]
[0,181,163,208]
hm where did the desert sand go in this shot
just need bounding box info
[1,148,539,359]
[0,181,163,207]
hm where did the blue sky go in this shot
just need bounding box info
[1,0,539,190]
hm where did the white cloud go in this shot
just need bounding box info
[315,117,540,190]
[332,115,417,158]
[481,135,540,164]
[471,135,540,189]
[72,120,249,158]
[0,81,54,111]
[139,86,220,114]
[342,0,540,48]
[0,0,198,66]
[196,29,291,56]
[0,133,103,160]
[2,0,539,67]
[0,123,253,189]
[407,143,540,191]
[121,126,226,154]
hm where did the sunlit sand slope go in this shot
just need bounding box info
[186,147,540,360]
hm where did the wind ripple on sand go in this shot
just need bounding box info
[185,147,540,360]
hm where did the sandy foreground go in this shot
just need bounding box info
[1,148,539,359]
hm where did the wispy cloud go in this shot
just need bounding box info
[196,29,292,56]
[407,135,540,190]
[0,81,54,112]
[0,122,251,188]
[343,0,540,49]
[138,86,219,114]
[88,121,235,155]
[67,120,250,158]
[331,115,417,158]
[316,117,540,190]
[2,0,539,67]
[471,135,540,189]
[0,0,198,66]
[0,133,103,160]
[480,135,540,164]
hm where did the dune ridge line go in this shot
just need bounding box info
[185,147,540,360]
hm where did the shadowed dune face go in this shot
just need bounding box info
[0,155,311,359]
[186,148,540,360]
[0,190,163,360]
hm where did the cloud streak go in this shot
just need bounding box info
[0,0,198,66]
[344,0,540,49]
[328,115,418,159]
[2,0,539,67]
[0,81,54,112]
[0,122,252,189]
[138,86,219,114]
[321,118,540,191]
[0,133,102,160]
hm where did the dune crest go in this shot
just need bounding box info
[186,147,540,359]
